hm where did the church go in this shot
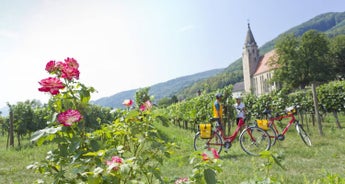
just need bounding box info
[233,24,279,97]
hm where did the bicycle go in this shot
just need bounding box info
[194,117,271,156]
[256,105,312,147]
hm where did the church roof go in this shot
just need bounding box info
[245,23,256,45]
[253,50,276,75]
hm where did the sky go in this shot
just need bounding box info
[0,0,344,108]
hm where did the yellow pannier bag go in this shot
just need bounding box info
[257,119,269,130]
[199,123,212,139]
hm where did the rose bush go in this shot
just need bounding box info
[28,58,175,183]
[188,148,223,184]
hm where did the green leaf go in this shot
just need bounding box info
[31,126,61,145]
[204,168,217,184]
[87,174,102,184]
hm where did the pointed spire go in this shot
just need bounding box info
[245,23,256,46]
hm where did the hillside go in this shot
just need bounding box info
[93,11,345,108]
[93,68,224,108]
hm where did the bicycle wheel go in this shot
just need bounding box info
[295,123,312,146]
[265,125,277,146]
[194,131,223,154]
[239,126,271,156]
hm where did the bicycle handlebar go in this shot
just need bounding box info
[262,105,299,118]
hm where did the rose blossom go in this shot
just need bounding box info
[57,109,82,126]
[45,60,56,73]
[50,58,80,80]
[38,77,65,95]
[106,156,123,171]
[201,153,209,161]
[139,100,152,111]
[201,148,220,162]
[211,148,220,159]
[61,65,80,80]
[175,177,189,184]
[122,99,133,107]
[64,57,79,69]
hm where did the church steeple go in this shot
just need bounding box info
[245,23,256,46]
[242,23,259,94]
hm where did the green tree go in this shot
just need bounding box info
[270,33,300,90]
[329,34,345,80]
[157,95,179,108]
[11,100,37,146]
[157,97,172,107]
[299,30,333,83]
[272,30,333,136]
[299,30,332,136]
[0,115,5,136]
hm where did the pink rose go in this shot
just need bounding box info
[106,156,123,171]
[45,60,56,73]
[211,148,220,159]
[122,99,133,107]
[38,77,65,95]
[139,100,152,111]
[51,58,80,80]
[57,109,82,126]
[201,153,209,161]
[64,57,79,69]
[61,66,80,80]
[175,177,189,184]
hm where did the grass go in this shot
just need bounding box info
[157,116,345,183]
[0,137,54,184]
[1,114,345,183]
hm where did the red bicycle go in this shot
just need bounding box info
[194,117,271,156]
[257,105,312,147]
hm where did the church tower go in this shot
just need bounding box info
[242,23,259,93]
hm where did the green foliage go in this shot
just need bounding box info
[175,69,242,101]
[314,172,345,184]
[157,95,178,108]
[299,30,333,83]
[317,80,345,112]
[329,34,345,79]
[188,150,223,184]
[272,30,334,90]
[6,100,48,146]
[166,85,235,130]
[28,60,175,183]
[2,109,345,183]
[135,87,151,107]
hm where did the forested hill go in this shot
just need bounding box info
[93,11,345,108]
[93,68,224,108]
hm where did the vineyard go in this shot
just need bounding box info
[0,80,344,183]
[165,81,345,136]
[0,110,345,183]
[0,56,344,183]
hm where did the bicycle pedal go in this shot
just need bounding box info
[224,142,231,149]
[277,134,285,141]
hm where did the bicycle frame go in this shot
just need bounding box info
[263,106,312,146]
[269,113,296,137]
[217,119,246,143]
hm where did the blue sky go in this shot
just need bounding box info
[0,0,344,108]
